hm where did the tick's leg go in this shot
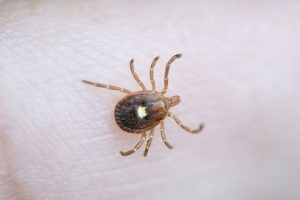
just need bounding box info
[120,132,147,156]
[168,112,204,134]
[161,54,182,95]
[130,59,146,90]
[82,80,131,94]
[160,121,173,149]
[143,128,154,157]
[150,56,159,91]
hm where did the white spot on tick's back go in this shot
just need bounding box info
[137,106,147,119]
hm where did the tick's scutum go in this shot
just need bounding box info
[115,91,167,133]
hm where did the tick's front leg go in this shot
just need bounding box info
[168,112,204,134]
[161,54,182,95]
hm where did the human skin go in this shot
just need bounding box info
[0,0,300,200]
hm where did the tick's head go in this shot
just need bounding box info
[164,95,181,110]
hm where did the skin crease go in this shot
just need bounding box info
[0,0,300,200]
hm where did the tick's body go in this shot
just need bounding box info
[115,91,167,133]
[82,54,204,156]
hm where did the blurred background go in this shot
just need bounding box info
[0,0,300,200]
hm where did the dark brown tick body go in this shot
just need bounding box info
[115,91,168,133]
[82,54,204,157]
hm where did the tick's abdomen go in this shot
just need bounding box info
[114,91,167,133]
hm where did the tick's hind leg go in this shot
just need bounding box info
[160,121,173,149]
[168,112,205,134]
[120,132,147,156]
[143,129,154,157]
[82,80,131,94]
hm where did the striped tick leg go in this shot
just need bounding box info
[130,59,146,90]
[150,56,159,91]
[81,80,131,94]
[160,121,173,149]
[161,54,182,95]
[168,112,204,134]
[120,132,147,156]
[144,129,154,157]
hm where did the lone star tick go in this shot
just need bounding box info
[82,54,205,157]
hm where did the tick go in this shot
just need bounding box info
[82,54,204,156]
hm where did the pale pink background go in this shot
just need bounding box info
[0,0,300,200]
